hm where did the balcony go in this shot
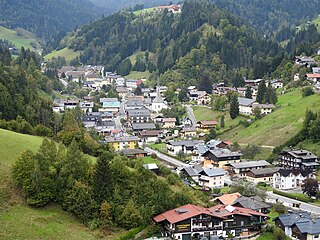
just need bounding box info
[193,219,213,223]
[192,226,222,232]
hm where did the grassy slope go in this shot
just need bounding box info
[44,47,81,62]
[220,90,320,147]
[192,106,247,129]
[133,7,156,16]
[0,129,98,240]
[0,26,40,51]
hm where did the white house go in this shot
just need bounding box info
[167,140,199,156]
[273,169,315,190]
[152,87,167,113]
[198,168,225,189]
[238,97,255,115]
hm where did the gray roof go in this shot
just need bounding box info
[229,160,271,169]
[274,212,311,227]
[294,218,320,235]
[132,123,156,131]
[183,166,199,177]
[282,149,318,160]
[168,140,199,147]
[118,148,147,156]
[153,92,164,103]
[203,149,243,158]
[200,168,225,177]
[232,196,271,210]
[248,167,280,176]
[127,109,151,117]
[238,97,255,106]
[105,136,139,143]
[143,163,159,170]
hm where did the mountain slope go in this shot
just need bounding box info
[0,0,98,40]
[59,0,283,87]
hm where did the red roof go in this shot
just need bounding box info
[208,204,267,218]
[211,192,242,205]
[198,120,218,125]
[306,74,320,78]
[153,204,225,224]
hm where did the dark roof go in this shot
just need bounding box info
[199,168,225,177]
[277,169,313,177]
[139,130,161,137]
[127,109,151,117]
[281,149,318,160]
[168,140,199,147]
[202,149,243,158]
[248,167,280,176]
[238,97,255,106]
[232,196,271,210]
[132,123,156,131]
[118,148,147,156]
[274,212,311,227]
[229,160,270,169]
[294,218,320,235]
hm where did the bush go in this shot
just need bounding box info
[302,86,314,97]
[273,202,287,214]
[273,189,311,202]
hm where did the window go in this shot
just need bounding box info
[241,221,244,226]
[314,235,319,239]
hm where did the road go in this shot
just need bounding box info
[144,147,189,167]
[115,100,126,130]
[59,78,68,87]
[266,191,320,215]
[185,105,197,126]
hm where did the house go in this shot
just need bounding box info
[211,193,242,205]
[116,86,129,99]
[132,123,156,132]
[278,149,319,171]
[291,218,320,240]
[238,98,255,115]
[143,163,160,175]
[99,98,120,114]
[82,115,103,128]
[197,120,218,131]
[251,103,275,115]
[202,149,242,169]
[231,196,271,213]
[139,130,162,143]
[273,169,315,190]
[293,56,316,66]
[104,136,138,151]
[306,73,320,82]
[189,91,207,101]
[153,203,267,240]
[162,118,176,129]
[244,79,262,86]
[198,168,226,189]
[245,167,280,184]
[156,4,182,14]
[118,148,148,158]
[197,93,212,105]
[167,140,199,156]
[269,79,283,89]
[125,99,144,110]
[274,212,312,238]
[180,127,197,138]
[127,109,151,124]
[312,67,320,74]
[227,160,271,178]
[180,165,203,183]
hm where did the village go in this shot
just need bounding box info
[48,55,320,240]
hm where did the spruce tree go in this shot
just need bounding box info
[256,79,266,103]
[229,93,239,119]
[245,86,252,99]
[93,151,114,204]
[220,115,225,128]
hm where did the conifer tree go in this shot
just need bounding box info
[245,86,252,99]
[256,79,266,103]
[229,93,239,119]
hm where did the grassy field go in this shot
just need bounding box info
[192,106,247,130]
[44,47,81,62]
[125,70,150,80]
[220,90,320,147]
[133,7,156,15]
[140,156,161,164]
[0,26,40,51]
[0,129,101,239]
[256,232,275,240]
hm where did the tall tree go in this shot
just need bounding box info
[245,86,252,99]
[229,93,239,119]
[256,79,266,104]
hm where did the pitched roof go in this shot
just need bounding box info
[118,148,147,156]
[229,160,271,169]
[211,192,242,205]
[199,168,225,177]
[248,167,280,177]
[294,218,320,235]
[277,169,314,177]
[274,212,311,227]
[282,149,318,160]
[163,118,176,122]
[132,123,156,131]
[203,149,243,158]
[232,196,271,210]
[238,97,255,106]
[208,204,267,218]
[153,204,225,224]
[168,140,199,147]
[198,120,218,125]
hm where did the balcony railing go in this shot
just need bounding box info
[192,226,222,231]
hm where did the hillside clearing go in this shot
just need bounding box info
[0,26,40,51]
[44,47,81,62]
[219,90,320,146]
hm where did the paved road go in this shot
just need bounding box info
[115,100,126,130]
[144,147,189,167]
[266,191,320,215]
[185,105,197,126]
[59,78,68,87]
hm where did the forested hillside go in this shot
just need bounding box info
[60,0,283,87]
[212,0,320,39]
[0,0,97,41]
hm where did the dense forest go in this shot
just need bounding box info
[211,0,320,39]
[60,0,284,88]
[0,0,98,41]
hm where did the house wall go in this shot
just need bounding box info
[246,175,273,184]
[239,105,252,115]
[163,122,175,129]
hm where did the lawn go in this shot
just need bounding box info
[140,156,161,165]
[220,90,320,146]
[256,232,275,240]
[192,106,247,130]
[150,143,167,152]
[267,210,279,224]
[133,7,156,15]
[44,47,81,62]
[0,26,40,51]
[0,204,99,240]
[125,70,150,80]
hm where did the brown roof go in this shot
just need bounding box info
[163,118,176,123]
[198,120,218,126]
[211,192,242,205]
[208,204,267,218]
[153,204,225,224]
[139,130,162,137]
